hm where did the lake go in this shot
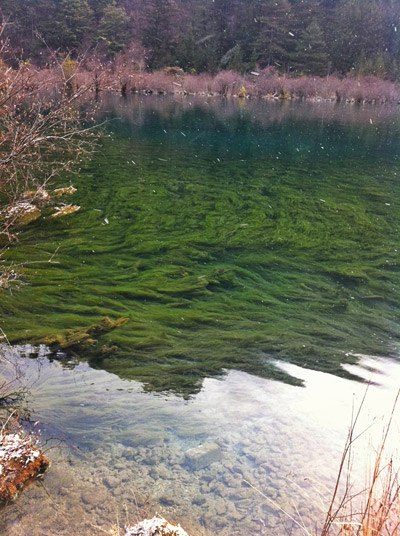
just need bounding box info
[0,96,400,535]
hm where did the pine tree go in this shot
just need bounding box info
[178,1,220,73]
[292,20,329,75]
[87,0,115,20]
[210,0,236,61]
[35,0,94,51]
[174,30,197,72]
[233,0,264,68]
[98,5,130,55]
[330,0,387,74]
[223,44,246,73]
[142,0,177,70]
[255,0,292,70]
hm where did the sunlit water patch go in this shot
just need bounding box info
[1,96,399,394]
[0,347,399,536]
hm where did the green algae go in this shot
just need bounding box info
[1,96,400,395]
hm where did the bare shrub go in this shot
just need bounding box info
[320,391,400,536]
[252,71,288,98]
[292,76,320,99]
[0,22,98,288]
[212,70,244,96]
[316,76,340,100]
[330,75,400,104]
[129,71,173,93]
[182,73,213,95]
[148,71,176,94]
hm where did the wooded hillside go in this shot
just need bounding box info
[1,0,399,79]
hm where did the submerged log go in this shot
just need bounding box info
[44,316,128,354]
[0,430,49,502]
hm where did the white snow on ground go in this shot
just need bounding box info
[0,431,40,475]
[124,516,189,536]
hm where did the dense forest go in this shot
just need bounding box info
[1,0,400,79]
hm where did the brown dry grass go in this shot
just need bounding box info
[320,390,400,536]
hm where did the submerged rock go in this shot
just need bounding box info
[124,516,189,536]
[23,187,50,202]
[0,202,41,226]
[0,429,49,501]
[44,316,128,354]
[184,442,222,471]
[53,186,77,196]
[50,204,80,217]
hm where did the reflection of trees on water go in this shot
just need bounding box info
[97,94,400,163]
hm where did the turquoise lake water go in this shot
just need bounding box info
[0,96,400,535]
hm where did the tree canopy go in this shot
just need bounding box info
[1,0,399,79]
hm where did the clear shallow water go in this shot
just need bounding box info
[1,97,400,534]
[0,347,399,536]
[1,96,400,395]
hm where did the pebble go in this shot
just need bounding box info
[103,475,119,489]
[159,495,176,507]
[81,487,108,506]
[149,468,159,479]
[185,442,222,471]
[214,499,227,515]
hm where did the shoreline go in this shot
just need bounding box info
[105,86,400,106]
[85,68,400,106]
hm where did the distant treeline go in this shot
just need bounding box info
[1,0,400,79]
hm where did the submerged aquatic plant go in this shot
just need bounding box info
[1,96,400,395]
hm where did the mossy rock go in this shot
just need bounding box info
[53,186,77,197]
[0,203,41,227]
[50,205,80,218]
[44,316,128,354]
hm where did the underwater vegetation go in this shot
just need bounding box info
[1,97,399,396]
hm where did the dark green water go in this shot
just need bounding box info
[1,96,400,395]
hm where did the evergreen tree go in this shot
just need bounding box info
[175,1,220,73]
[209,0,236,61]
[233,0,264,68]
[330,0,387,73]
[0,0,399,78]
[292,19,329,75]
[222,44,246,73]
[255,0,292,70]
[142,0,177,70]
[35,0,94,51]
[174,29,198,72]
[98,5,130,55]
[382,0,400,79]
[87,0,115,20]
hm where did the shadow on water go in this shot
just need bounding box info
[1,95,400,396]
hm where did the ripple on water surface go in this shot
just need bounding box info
[0,347,400,536]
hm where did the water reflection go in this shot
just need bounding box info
[0,346,399,535]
